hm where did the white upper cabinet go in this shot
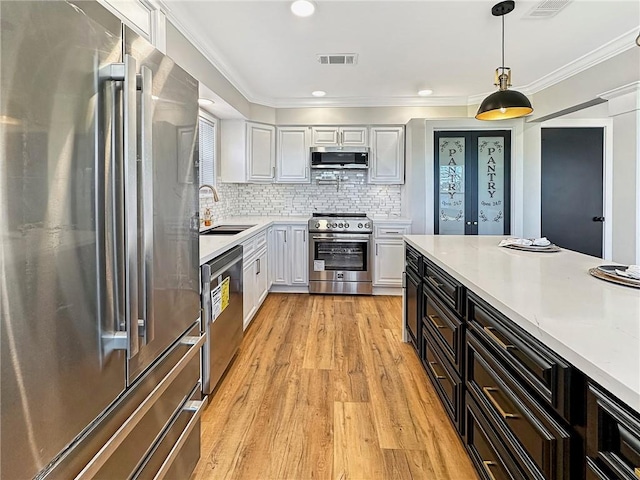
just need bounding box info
[276,127,310,183]
[220,120,275,183]
[369,126,405,184]
[311,126,368,147]
[247,123,276,182]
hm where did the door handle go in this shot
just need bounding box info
[139,65,155,346]
[593,216,605,222]
[482,386,519,419]
[256,258,260,275]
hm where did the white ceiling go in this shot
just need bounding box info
[165,0,640,108]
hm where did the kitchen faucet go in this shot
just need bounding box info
[199,184,219,202]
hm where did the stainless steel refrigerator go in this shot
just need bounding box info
[1,2,205,478]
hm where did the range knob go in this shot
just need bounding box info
[315,222,320,228]
[338,223,344,228]
[332,223,338,228]
[344,222,350,228]
[364,222,370,228]
[358,223,363,228]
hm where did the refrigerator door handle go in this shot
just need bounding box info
[123,54,140,360]
[138,65,155,346]
[98,54,139,359]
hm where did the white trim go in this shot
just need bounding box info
[599,81,640,101]
[425,118,525,238]
[540,119,614,260]
[522,28,639,99]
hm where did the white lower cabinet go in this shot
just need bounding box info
[373,241,405,286]
[272,224,308,286]
[242,230,269,330]
[373,221,412,287]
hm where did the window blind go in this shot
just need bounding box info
[199,117,216,187]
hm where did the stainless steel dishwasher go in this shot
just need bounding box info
[201,245,243,395]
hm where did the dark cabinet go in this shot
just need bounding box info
[466,395,525,480]
[587,384,640,479]
[424,259,464,315]
[467,292,572,421]
[423,284,464,374]
[404,245,422,353]
[422,327,463,434]
[467,332,572,479]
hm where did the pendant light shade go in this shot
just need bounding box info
[476,1,533,121]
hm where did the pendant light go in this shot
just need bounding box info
[476,1,533,121]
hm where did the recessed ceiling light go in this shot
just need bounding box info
[198,98,214,106]
[418,89,433,96]
[291,0,315,17]
[311,90,326,97]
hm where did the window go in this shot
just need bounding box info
[199,116,216,187]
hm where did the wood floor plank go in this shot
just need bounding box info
[191,293,478,480]
[302,296,335,370]
[334,401,386,480]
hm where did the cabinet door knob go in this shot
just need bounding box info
[466,221,472,225]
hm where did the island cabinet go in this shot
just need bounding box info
[403,245,422,353]
[421,257,466,435]
[586,384,640,479]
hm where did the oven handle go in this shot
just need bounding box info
[312,234,371,241]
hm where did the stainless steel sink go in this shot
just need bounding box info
[200,225,256,236]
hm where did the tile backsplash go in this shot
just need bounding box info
[200,181,402,223]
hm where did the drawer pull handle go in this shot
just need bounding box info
[482,461,499,480]
[428,361,446,380]
[483,326,515,351]
[428,314,446,329]
[427,276,444,288]
[635,468,640,479]
[482,386,519,419]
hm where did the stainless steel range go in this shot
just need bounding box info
[308,213,373,295]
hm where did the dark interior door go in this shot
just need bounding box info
[541,128,604,257]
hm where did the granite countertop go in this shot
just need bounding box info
[199,216,308,265]
[404,235,640,413]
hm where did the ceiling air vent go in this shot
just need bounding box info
[523,0,572,18]
[317,54,358,65]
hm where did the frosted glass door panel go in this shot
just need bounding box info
[477,137,505,235]
[438,137,466,235]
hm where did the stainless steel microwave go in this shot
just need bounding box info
[310,147,369,169]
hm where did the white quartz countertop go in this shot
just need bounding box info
[404,235,640,413]
[199,216,308,265]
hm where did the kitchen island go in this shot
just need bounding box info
[403,235,640,480]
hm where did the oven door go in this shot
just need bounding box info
[309,233,372,283]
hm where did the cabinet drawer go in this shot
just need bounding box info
[405,244,422,276]
[587,384,640,480]
[424,259,463,314]
[242,237,256,260]
[466,396,525,480]
[254,230,267,250]
[467,332,571,480]
[374,224,410,238]
[467,292,570,419]
[422,328,463,433]
[423,285,464,374]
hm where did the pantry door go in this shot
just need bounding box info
[434,131,511,235]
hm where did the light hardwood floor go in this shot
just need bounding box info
[191,294,478,480]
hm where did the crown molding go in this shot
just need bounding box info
[599,81,640,100]
[165,9,639,109]
[522,28,639,96]
[163,8,259,103]
[270,95,469,109]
